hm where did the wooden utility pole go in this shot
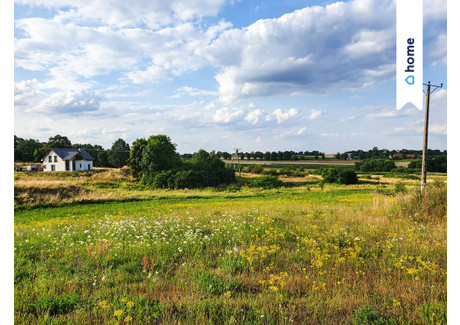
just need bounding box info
[421,81,443,192]
[233,148,241,177]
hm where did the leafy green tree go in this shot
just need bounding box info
[15,138,41,162]
[47,135,72,148]
[128,138,147,179]
[321,168,358,185]
[33,148,49,163]
[108,138,130,168]
[97,151,110,167]
[141,135,180,176]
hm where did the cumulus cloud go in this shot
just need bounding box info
[309,109,323,120]
[15,0,228,28]
[212,107,244,123]
[244,109,264,124]
[33,90,102,114]
[273,108,299,123]
[205,0,398,103]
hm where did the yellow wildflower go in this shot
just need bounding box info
[114,309,124,317]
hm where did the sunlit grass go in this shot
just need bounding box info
[14,172,446,324]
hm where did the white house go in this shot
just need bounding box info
[42,148,95,172]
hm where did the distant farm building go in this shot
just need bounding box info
[392,153,416,159]
[42,148,95,172]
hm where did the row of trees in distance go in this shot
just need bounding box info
[335,146,447,160]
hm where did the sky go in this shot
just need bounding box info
[13,0,447,154]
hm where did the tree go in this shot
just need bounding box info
[33,148,49,163]
[97,151,110,167]
[141,135,180,176]
[108,138,130,168]
[128,138,147,179]
[15,138,41,162]
[47,135,72,148]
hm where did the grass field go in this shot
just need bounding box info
[14,168,447,324]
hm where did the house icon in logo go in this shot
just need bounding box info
[405,75,414,85]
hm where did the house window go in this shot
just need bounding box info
[48,156,52,162]
[80,164,82,169]
[54,156,58,162]
[88,164,90,170]
[51,165,55,171]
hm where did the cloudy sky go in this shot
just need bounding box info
[14,0,447,154]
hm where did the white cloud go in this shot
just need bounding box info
[309,109,323,120]
[297,127,307,135]
[170,86,218,98]
[244,109,264,124]
[15,0,228,28]
[430,123,447,135]
[32,90,102,114]
[205,0,398,103]
[273,108,298,123]
[213,107,244,123]
[367,110,399,118]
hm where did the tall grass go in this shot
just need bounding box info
[14,171,447,324]
[391,180,447,221]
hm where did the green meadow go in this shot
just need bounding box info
[14,170,447,324]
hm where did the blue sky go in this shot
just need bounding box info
[14,0,447,154]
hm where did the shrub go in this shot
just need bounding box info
[394,181,407,194]
[249,175,283,189]
[337,170,358,185]
[321,168,358,185]
[243,164,264,174]
[261,169,279,176]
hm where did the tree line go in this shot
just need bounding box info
[334,146,447,160]
[207,150,326,161]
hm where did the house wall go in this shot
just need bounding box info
[43,151,93,172]
[43,151,67,172]
[75,160,93,171]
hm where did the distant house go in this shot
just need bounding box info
[391,153,416,160]
[42,148,95,172]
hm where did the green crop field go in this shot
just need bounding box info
[14,170,447,324]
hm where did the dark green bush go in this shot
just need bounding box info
[243,164,264,174]
[261,169,279,176]
[321,168,358,185]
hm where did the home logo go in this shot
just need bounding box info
[405,75,414,85]
[396,0,423,110]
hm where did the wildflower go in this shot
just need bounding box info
[124,315,133,323]
[127,301,135,308]
[114,309,124,317]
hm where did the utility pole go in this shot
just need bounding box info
[421,81,443,193]
[233,148,241,177]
